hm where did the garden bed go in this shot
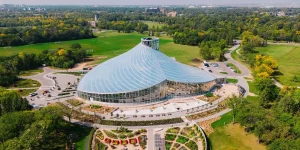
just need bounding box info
[176,136,189,144]
[165,134,177,141]
[66,99,83,107]
[166,127,180,134]
[100,118,183,126]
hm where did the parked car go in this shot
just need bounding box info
[29,92,38,97]
[204,63,210,67]
[208,70,213,73]
[211,63,219,67]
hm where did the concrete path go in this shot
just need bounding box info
[147,128,154,150]
[224,44,251,77]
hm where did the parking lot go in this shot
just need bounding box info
[203,62,240,76]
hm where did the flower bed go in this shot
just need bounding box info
[96,130,104,140]
[181,127,197,138]
[176,136,189,144]
[129,138,137,145]
[134,129,147,135]
[173,143,180,148]
[165,134,176,141]
[104,130,118,139]
[166,127,180,134]
[165,141,172,150]
[112,140,119,145]
[120,140,128,145]
[138,135,147,149]
[186,140,198,150]
[104,138,111,144]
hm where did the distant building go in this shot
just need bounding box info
[277,11,286,16]
[145,7,160,13]
[188,5,196,8]
[89,21,97,28]
[95,14,99,21]
[160,7,166,14]
[167,11,177,17]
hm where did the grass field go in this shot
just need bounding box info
[18,89,38,96]
[248,81,259,95]
[209,112,266,150]
[9,78,41,88]
[226,78,238,84]
[142,21,166,28]
[19,68,43,76]
[256,45,300,86]
[0,31,201,65]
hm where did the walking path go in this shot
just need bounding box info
[147,128,154,150]
[224,44,251,77]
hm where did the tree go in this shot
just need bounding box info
[70,43,82,50]
[227,95,244,123]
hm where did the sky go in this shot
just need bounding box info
[1,0,300,6]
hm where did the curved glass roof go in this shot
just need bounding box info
[78,43,216,94]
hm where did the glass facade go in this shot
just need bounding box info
[77,80,216,104]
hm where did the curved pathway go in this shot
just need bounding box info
[224,44,251,77]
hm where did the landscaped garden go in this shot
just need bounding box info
[94,128,147,150]
[83,104,115,114]
[66,99,84,107]
[164,125,203,150]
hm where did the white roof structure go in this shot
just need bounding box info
[78,39,216,94]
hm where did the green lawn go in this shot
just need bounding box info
[73,126,93,150]
[226,78,238,84]
[0,31,200,65]
[209,111,266,150]
[9,78,41,88]
[19,68,43,76]
[256,45,300,86]
[18,89,38,96]
[248,81,259,95]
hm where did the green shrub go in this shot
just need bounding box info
[118,133,127,139]
[165,141,172,150]
[58,92,70,96]
[104,130,118,139]
[165,134,176,141]
[205,92,213,97]
[127,133,134,138]
[176,136,189,144]
[166,127,180,134]
[186,140,198,150]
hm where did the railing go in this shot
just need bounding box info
[193,122,209,150]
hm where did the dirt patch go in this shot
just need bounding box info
[197,116,221,135]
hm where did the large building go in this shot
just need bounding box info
[77,38,218,104]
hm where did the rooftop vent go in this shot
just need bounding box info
[141,37,159,50]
